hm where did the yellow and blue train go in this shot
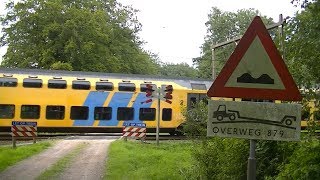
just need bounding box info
[0,68,211,134]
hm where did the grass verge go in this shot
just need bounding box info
[36,142,87,180]
[105,140,194,180]
[0,141,52,172]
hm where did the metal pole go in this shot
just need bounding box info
[156,87,161,146]
[212,45,215,79]
[278,14,285,59]
[212,17,285,49]
[247,139,256,180]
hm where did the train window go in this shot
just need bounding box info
[0,77,18,87]
[301,108,310,120]
[94,107,112,120]
[118,83,136,92]
[48,79,67,89]
[200,94,209,105]
[139,108,156,121]
[23,78,42,88]
[314,111,320,121]
[21,105,40,119]
[191,83,207,90]
[190,97,197,108]
[72,81,91,90]
[140,84,157,92]
[162,108,172,121]
[96,82,114,91]
[117,107,134,120]
[0,104,15,118]
[46,106,65,120]
[70,106,88,120]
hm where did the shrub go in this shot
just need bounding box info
[277,139,320,179]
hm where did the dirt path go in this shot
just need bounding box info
[57,140,113,180]
[0,137,117,180]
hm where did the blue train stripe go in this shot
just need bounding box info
[98,92,133,126]
[132,93,152,124]
[73,91,109,126]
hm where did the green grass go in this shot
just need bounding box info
[0,141,52,172]
[36,142,87,180]
[105,140,194,180]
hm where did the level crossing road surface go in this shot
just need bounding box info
[0,135,119,180]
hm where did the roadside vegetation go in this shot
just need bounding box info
[0,141,52,172]
[181,101,320,179]
[105,140,194,180]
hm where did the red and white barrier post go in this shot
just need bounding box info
[122,123,146,142]
[11,121,37,148]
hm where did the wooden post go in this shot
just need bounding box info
[12,137,16,148]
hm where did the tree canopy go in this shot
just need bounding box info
[193,8,274,79]
[158,62,198,78]
[285,0,320,88]
[0,0,159,74]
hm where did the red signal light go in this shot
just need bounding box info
[146,84,155,97]
[164,85,173,100]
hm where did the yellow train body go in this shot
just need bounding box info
[0,68,211,133]
[300,100,320,129]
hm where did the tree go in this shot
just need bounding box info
[193,8,274,78]
[0,0,159,74]
[159,62,198,78]
[285,0,320,88]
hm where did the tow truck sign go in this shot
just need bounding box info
[207,100,301,141]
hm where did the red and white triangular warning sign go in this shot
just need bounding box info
[207,16,302,101]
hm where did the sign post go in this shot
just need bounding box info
[11,121,37,148]
[156,87,161,146]
[142,84,173,146]
[206,16,302,180]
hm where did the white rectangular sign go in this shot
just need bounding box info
[207,100,301,141]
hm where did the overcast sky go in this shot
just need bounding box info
[0,0,299,65]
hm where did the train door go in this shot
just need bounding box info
[187,93,208,110]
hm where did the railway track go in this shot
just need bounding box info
[0,133,187,145]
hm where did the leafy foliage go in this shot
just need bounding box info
[0,0,159,74]
[285,0,320,138]
[277,139,320,179]
[256,141,297,180]
[50,61,73,71]
[159,62,198,78]
[285,0,320,87]
[182,101,208,138]
[188,137,248,180]
[193,8,273,78]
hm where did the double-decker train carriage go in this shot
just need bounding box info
[0,68,211,134]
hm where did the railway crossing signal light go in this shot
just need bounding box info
[162,85,173,104]
[146,84,157,98]
[142,84,157,104]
